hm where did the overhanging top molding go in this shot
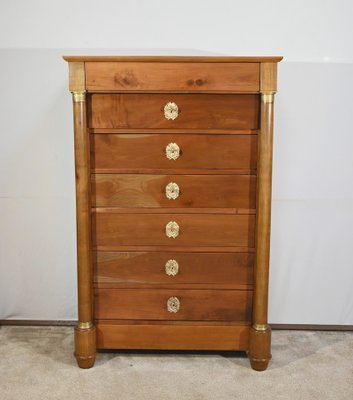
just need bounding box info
[63,55,283,63]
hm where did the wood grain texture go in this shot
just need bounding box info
[85,62,259,92]
[91,174,256,209]
[96,323,250,350]
[93,251,254,288]
[88,94,260,130]
[92,212,255,248]
[94,288,252,321]
[91,134,257,171]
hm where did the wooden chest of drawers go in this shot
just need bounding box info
[64,55,282,371]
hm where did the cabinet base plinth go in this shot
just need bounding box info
[96,322,249,351]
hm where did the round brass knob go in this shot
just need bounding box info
[165,142,180,160]
[165,259,179,276]
[164,102,179,120]
[165,182,180,200]
[167,296,180,313]
[165,221,179,238]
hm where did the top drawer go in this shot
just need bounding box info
[85,62,260,92]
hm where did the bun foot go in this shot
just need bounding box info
[74,324,96,369]
[248,325,271,371]
[249,357,270,371]
[75,354,96,369]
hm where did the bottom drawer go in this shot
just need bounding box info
[94,289,252,322]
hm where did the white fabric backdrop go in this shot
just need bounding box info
[0,0,352,324]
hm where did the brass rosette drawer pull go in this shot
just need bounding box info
[167,296,180,313]
[165,221,179,238]
[165,182,180,200]
[165,259,179,276]
[165,142,180,160]
[164,101,179,120]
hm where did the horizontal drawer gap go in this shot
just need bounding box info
[95,320,251,326]
[87,90,260,94]
[89,128,259,135]
[91,169,257,175]
[91,173,257,176]
[94,246,255,253]
[95,287,253,292]
[95,318,250,326]
[94,283,254,290]
[91,207,256,215]
[93,250,255,254]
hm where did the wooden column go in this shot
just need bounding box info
[248,63,277,371]
[69,62,96,369]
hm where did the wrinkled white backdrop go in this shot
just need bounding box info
[0,0,352,324]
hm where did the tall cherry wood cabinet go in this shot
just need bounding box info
[64,56,282,371]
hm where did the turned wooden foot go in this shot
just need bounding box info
[74,325,96,369]
[248,325,272,371]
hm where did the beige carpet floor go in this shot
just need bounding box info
[0,326,352,400]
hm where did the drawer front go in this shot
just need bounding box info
[93,213,255,248]
[94,252,254,288]
[85,62,260,92]
[92,174,256,209]
[94,288,252,321]
[89,94,259,130]
[91,134,257,172]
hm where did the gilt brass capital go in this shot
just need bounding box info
[261,91,275,104]
[71,91,86,103]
